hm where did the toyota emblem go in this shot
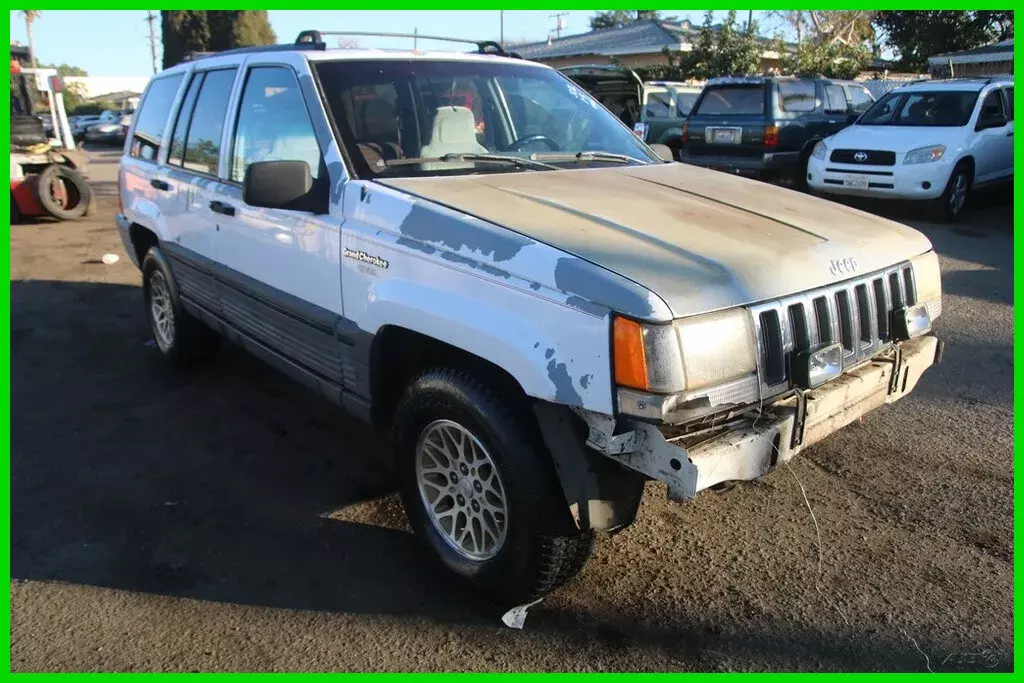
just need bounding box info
[853,151,868,162]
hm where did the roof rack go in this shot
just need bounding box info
[294,30,520,58]
[183,42,324,62]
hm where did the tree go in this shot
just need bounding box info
[589,10,660,30]
[21,11,40,68]
[670,10,763,80]
[41,63,87,77]
[780,41,869,80]
[161,10,276,68]
[770,11,873,79]
[875,11,1014,71]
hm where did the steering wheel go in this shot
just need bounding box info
[506,134,560,153]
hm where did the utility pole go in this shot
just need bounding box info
[747,10,753,31]
[549,12,568,39]
[500,10,504,46]
[413,27,418,50]
[145,11,158,74]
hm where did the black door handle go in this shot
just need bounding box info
[150,179,171,191]
[209,200,235,216]
[1007,131,1014,137]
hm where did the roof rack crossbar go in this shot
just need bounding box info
[295,30,517,57]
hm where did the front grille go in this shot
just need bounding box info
[829,149,896,166]
[825,167,894,176]
[750,262,917,392]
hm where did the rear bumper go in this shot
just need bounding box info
[679,150,800,175]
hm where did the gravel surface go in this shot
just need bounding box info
[10,146,1013,671]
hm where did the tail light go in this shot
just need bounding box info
[681,121,689,144]
[764,125,778,148]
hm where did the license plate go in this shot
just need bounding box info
[843,175,869,189]
[708,127,741,144]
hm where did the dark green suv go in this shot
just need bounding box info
[679,76,875,184]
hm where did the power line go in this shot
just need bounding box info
[145,11,158,74]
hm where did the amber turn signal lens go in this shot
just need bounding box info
[764,125,778,148]
[613,316,649,390]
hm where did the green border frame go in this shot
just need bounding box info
[2,5,1018,674]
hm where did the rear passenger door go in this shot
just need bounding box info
[822,84,851,135]
[161,67,239,273]
[119,72,185,249]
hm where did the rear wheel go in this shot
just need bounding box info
[142,248,219,367]
[393,368,594,605]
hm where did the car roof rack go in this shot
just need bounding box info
[295,30,520,58]
[183,42,324,62]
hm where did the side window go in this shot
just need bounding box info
[1003,87,1014,121]
[849,86,874,114]
[129,74,183,161]
[778,81,817,112]
[675,92,698,117]
[645,91,672,119]
[824,85,848,114]
[179,68,237,176]
[230,66,322,182]
[167,72,203,167]
[980,89,1005,122]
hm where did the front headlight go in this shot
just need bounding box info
[904,145,946,165]
[811,140,827,160]
[612,308,757,395]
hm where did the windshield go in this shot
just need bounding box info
[315,59,659,178]
[859,90,979,127]
[693,86,766,116]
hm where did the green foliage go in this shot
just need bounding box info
[161,10,276,69]
[674,11,764,80]
[68,100,116,116]
[781,40,870,80]
[875,11,1015,71]
[40,63,87,77]
[589,10,660,30]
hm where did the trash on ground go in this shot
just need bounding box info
[101,253,119,265]
[501,598,543,629]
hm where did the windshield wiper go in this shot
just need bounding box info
[379,153,558,170]
[530,151,645,165]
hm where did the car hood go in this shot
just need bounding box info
[378,163,933,319]
[828,124,967,153]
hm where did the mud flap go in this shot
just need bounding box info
[533,401,646,533]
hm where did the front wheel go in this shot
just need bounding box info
[933,162,971,223]
[393,368,594,605]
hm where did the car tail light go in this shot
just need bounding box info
[681,121,689,144]
[764,125,778,148]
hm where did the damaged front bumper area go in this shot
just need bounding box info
[579,334,943,502]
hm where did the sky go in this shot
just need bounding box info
[8,10,776,77]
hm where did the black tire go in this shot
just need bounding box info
[932,161,971,223]
[393,368,594,605]
[34,164,93,221]
[141,248,219,367]
[792,145,814,192]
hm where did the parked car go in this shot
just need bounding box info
[679,75,875,184]
[86,113,132,144]
[633,81,702,156]
[808,76,1014,222]
[70,115,101,140]
[117,34,943,605]
[558,64,644,128]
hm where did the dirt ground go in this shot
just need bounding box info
[9,146,1015,671]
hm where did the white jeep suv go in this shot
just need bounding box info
[808,76,1013,222]
[117,31,945,605]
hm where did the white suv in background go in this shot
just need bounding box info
[808,76,1013,221]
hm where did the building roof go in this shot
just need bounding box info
[929,39,1013,65]
[513,20,701,60]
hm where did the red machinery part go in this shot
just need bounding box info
[11,176,46,218]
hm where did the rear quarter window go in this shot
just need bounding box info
[129,74,184,161]
[778,81,817,113]
[694,86,765,116]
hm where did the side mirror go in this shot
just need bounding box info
[649,143,675,162]
[243,160,325,212]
